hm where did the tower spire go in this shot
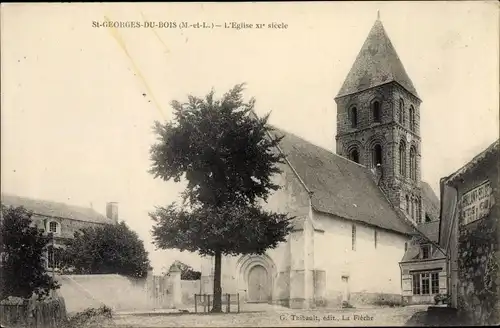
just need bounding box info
[377,10,380,21]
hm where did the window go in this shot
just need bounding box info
[372,144,382,167]
[374,229,378,249]
[421,273,430,295]
[350,107,358,128]
[49,221,58,233]
[405,195,410,213]
[352,224,356,251]
[398,99,404,124]
[409,106,415,131]
[409,146,416,180]
[349,148,360,164]
[421,245,431,259]
[412,274,420,295]
[372,101,381,123]
[411,199,415,220]
[431,273,440,294]
[413,272,440,295]
[399,141,406,177]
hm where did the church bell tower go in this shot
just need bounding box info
[334,15,424,224]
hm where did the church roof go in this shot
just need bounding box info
[1,193,112,224]
[421,181,440,220]
[336,18,419,99]
[416,220,440,243]
[271,127,414,235]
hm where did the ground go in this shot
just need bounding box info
[104,304,429,327]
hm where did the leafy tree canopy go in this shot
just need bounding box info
[148,84,293,311]
[61,221,151,279]
[0,205,59,299]
[168,260,201,280]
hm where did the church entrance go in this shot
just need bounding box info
[247,265,270,303]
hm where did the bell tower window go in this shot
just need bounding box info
[399,140,406,177]
[372,101,381,123]
[372,144,382,167]
[409,106,416,131]
[349,148,360,163]
[398,98,404,124]
[410,146,417,180]
[350,107,358,128]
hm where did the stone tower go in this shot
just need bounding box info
[334,16,423,224]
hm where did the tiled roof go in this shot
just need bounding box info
[417,220,440,243]
[271,127,414,235]
[421,181,440,220]
[1,193,112,224]
[336,19,418,99]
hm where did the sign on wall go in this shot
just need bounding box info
[460,180,493,225]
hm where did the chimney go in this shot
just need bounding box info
[106,202,119,223]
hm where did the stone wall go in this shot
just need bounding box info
[453,147,499,325]
[335,82,423,223]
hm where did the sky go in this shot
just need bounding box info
[1,2,498,273]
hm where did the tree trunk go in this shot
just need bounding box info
[211,250,222,312]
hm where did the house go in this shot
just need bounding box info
[199,16,441,309]
[400,183,448,304]
[438,139,499,325]
[0,193,118,270]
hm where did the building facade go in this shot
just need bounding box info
[439,139,499,325]
[1,194,118,270]
[198,16,443,309]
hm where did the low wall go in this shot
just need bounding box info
[181,280,201,305]
[56,274,153,313]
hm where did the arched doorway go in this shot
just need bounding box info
[247,265,270,303]
[236,254,276,303]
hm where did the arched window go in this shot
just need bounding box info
[349,148,360,164]
[399,140,406,177]
[350,107,358,128]
[372,101,381,123]
[372,144,382,167]
[409,106,415,131]
[405,195,410,213]
[410,146,417,180]
[417,200,422,223]
[398,98,404,124]
[411,199,416,220]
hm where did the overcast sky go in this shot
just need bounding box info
[1,2,498,272]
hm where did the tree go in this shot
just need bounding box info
[169,260,201,280]
[149,84,293,312]
[0,205,60,300]
[60,221,151,279]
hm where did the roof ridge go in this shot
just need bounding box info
[1,193,101,214]
[447,138,499,182]
[270,125,368,169]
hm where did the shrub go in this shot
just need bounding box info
[434,293,450,305]
[60,305,113,328]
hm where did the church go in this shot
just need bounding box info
[200,16,441,309]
